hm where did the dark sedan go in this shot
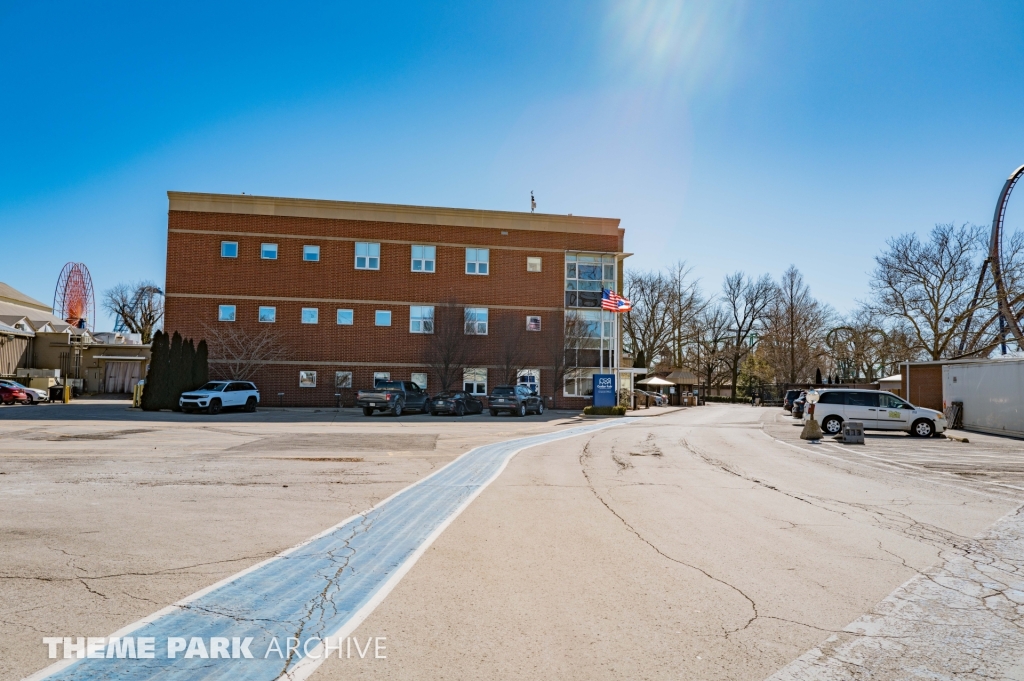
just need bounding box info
[428,391,484,416]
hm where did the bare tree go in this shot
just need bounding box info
[721,272,776,400]
[665,261,706,368]
[623,270,673,368]
[758,266,833,384]
[423,300,469,392]
[545,311,592,408]
[681,304,731,397]
[201,323,288,381]
[102,281,164,343]
[869,223,989,360]
[493,313,529,386]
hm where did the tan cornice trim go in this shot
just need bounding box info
[166,292,565,313]
[168,228,570,254]
[167,191,623,237]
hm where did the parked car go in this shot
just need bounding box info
[0,379,48,404]
[0,385,30,405]
[804,388,946,437]
[356,381,430,416]
[428,390,484,416]
[783,389,802,412]
[488,384,544,416]
[791,392,808,418]
[179,381,260,414]
[637,389,666,407]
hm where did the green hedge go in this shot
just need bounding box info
[583,406,627,416]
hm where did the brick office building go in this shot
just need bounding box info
[163,192,627,408]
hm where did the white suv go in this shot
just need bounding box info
[804,389,946,437]
[179,381,260,414]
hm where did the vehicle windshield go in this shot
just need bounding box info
[2,381,27,389]
[434,392,455,399]
[198,382,227,392]
[377,381,403,390]
[491,387,515,396]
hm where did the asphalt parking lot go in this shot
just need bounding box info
[0,398,584,680]
[764,407,1024,499]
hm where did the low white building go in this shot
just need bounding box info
[942,357,1024,438]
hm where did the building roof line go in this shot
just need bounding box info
[168,191,623,237]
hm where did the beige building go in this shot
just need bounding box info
[0,281,151,393]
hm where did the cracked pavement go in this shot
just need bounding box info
[319,404,1024,681]
[0,400,585,680]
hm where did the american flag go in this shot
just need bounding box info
[601,288,632,312]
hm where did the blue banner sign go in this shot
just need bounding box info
[592,374,616,407]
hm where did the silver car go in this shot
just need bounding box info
[0,379,48,404]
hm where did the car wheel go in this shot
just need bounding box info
[537,401,544,415]
[456,402,465,417]
[821,415,843,435]
[489,409,499,416]
[911,419,934,438]
[244,397,257,413]
[208,399,222,415]
[22,398,33,405]
[516,403,526,417]
[393,401,403,417]
[362,407,374,416]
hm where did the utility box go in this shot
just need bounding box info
[842,421,865,445]
[28,377,58,390]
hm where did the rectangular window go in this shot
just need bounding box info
[465,248,489,275]
[409,306,434,333]
[375,310,392,326]
[218,305,236,322]
[355,242,380,270]
[463,368,487,395]
[527,256,542,272]
[517,369,539,391]
[221,241,238,258]
[303,245,320,262]
[337,309,354,325]
[526,315,541,331]
[335,371,353,389]
[261,243,278,260]
[258,306,276,323]
[301,308,319,324]
[566,252,617,308]
[411,372,428,390]
[411,245,436,273]
[373,371,391,387]
[464,308,488,335]
[299,371,317,388]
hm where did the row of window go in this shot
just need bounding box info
[217,304,542,334]
[297,368,541,396]
[220,241,544,276]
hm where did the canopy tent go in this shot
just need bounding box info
[636,376,674,387]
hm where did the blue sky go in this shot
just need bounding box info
[3,1,1024,330]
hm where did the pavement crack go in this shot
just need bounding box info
[578,437,759,637]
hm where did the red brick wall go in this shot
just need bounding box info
[164,210,621,407]
[906,364,943,412]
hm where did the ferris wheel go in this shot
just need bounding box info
[52,262,96,333]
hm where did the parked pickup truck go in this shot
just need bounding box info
[355,381,431,416]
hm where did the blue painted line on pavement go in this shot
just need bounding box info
[32,419,628,681]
